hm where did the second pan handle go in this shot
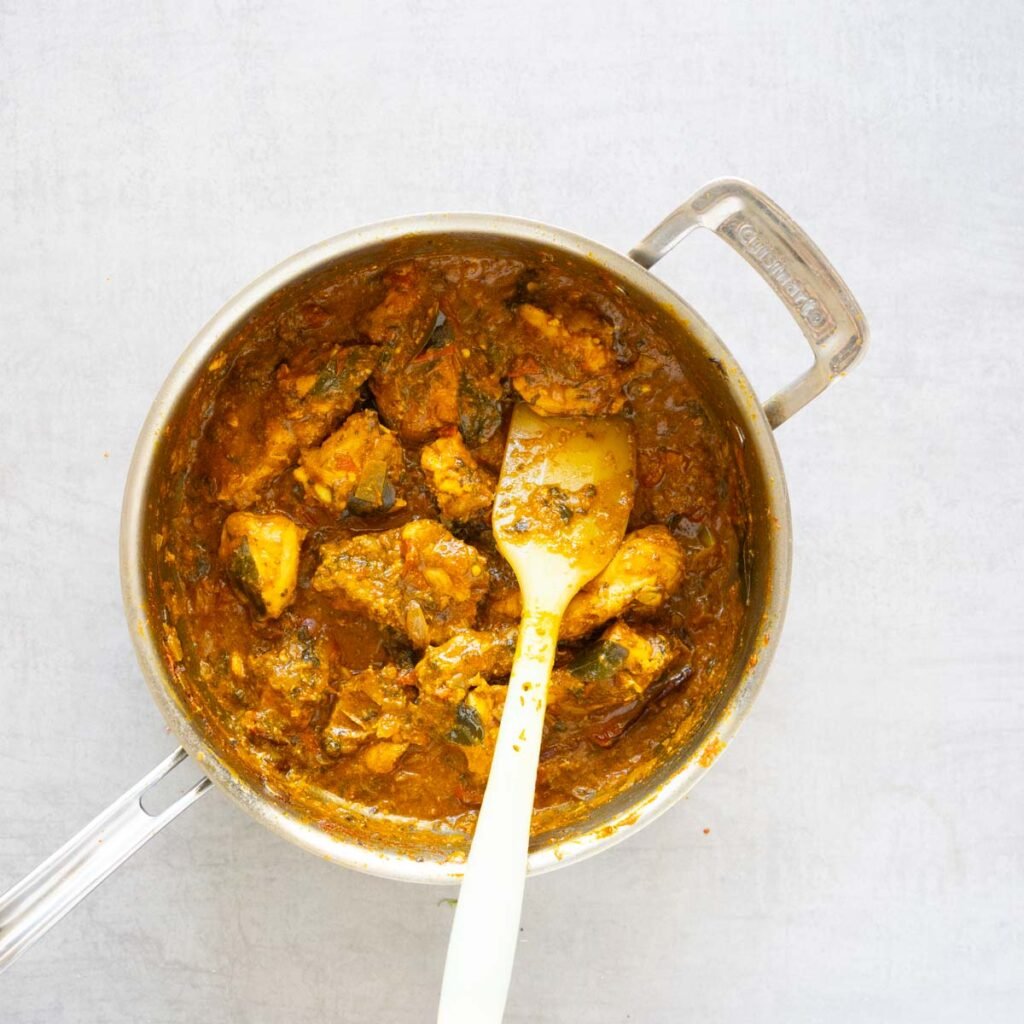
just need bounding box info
[630,177,869,428]
[0,747,210,973]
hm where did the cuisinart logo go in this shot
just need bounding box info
[728,220,833,340]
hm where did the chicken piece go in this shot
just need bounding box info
[603,621,680,695]
[546,622,684,750]
[348,664,424,742]
[240,706,307,746]
[476,550,523,626]
[413,626,516,703]
[363,741,410,774]
[247,632,331,705]
[312,519,489,647]
[273,298,335,344]
[360,265,440,381]
[294,409,403,515]
[510,303,628,416]
[420,430,497,522]
[219,512,307,618]
[560,525,685,639]
[322,684,380,755]
[362,273,506,442]
[321,664,421,756]
[371,343,463,442]
[362,266,504,444]
[214,345,379,507]
[482,586,522,624]
[548,621,681,708]
[446,679,507,779]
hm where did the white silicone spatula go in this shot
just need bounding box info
[437,404,636,1023]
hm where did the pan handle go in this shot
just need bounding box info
[0,747,210,973]
[630,177,869,428]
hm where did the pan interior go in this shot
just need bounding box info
[128,225,783,876]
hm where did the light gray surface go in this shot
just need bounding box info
[1,1,1022,1021]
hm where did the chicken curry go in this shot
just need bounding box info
[147,239,753,847]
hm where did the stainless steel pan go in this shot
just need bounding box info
[0,178,867,971]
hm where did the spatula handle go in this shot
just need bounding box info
[437,606,559,1024]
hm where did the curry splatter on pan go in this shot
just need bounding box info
[0,179,867,970]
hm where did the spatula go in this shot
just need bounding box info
[437,403,636,1023]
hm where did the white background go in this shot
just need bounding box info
[2,2,1022,1021]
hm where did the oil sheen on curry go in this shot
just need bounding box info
[149,241,752,846]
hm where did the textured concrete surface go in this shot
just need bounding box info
[1,2,1022,1021]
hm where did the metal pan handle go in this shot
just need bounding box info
[0,747,210,973]
[630,177,869,428]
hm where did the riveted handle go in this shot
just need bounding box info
[0,747,211,973]
[630,178,868,428]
